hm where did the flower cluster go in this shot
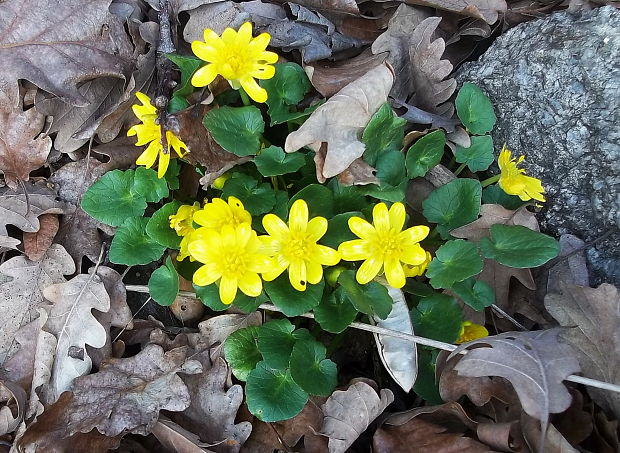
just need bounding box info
[169,200,430,303]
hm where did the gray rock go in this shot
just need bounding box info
[457,6,620,286]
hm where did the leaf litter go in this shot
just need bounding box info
[0,0,616,451]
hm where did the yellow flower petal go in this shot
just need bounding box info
[356,257,382,284]
[250,64,276,80]
[348,217,375,240]
[191,41,219,62]
[314,245,340,266]
[203,28,224,48]
[289,259,307,291]
[136,141,160,168]
[289,199,308,233]
[263,213,289,239]
[306,260,323,285]
[167,131,189,157]
[384,258,406,288]
[400,244,428,265]
[261,258,288,282]
[306,217,328,241]
[456,321,489,344]
[219,276,238,304]
[339,239,369,261]
[157,149,170,178]
[236,22,253,46]
[191,63,219,87]
[238,271,262,297]
[388,202,406,232]
[193,263,221,286]
[258,50,279,64]
[221,27,237,46]
[249,33,271,52]
[240,76,268,103]
[399,225,430,244]
[372,202,390,232]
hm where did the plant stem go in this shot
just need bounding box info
[239,88,251,106]
[481,174,500,187]
[454,162,467,176]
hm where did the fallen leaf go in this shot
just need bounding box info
[184,2,249,43]
[391,98,459,131]
[152,418,215,453]
[447,330,580,424]
[372,9,456,114]
[0,380,26,436]
[282,0,359,14]
[402,0,507,24]
[520,413,579,453]
[451,204,539,241]
[478,259,537,318]
[0,244,75,363]
[0,318,40,390]
[285,64,394,179]
[372,284,418,393]
[189,312,262,353]
[91,266,134,330]
[0,106,52,190]
[0,0,134,109]
[544,281,620,418]
[320,381,394,453]
[23,214,59,262]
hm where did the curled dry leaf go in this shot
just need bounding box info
[451,204,539,241]
[285,64,394,179]
[23,214,60,262]
[0,106,52,190]
[152,418,215,453]
[189,312,262,352]
[0,380,27,436]
[402,0,507,24]
[320,381,394,453]
[545,281,620,418]
[447,329,580,423]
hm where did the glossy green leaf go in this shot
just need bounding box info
[455,135,494,172]
[422,178,481,238]
[405,130,446,178]
[362,102,406,166]
[363,181,406,203]
[254,146,305,177]
[193,282,228,311]
[109,217,166,265]
[81,169,146,227]
[426,240,483,289]
[261,62,314,125]
[222,173,276,216]
[264,274,324,316]
[257,319,314,370]
[322,212,361,250]
[224,326,262,381]
[452,277,495,311]
[290,340,337,396]
[132,167,169,203]
[337,270,392,320]
[375,150,406,187]
[163,158,181,190]
[479,224,560,268]
[148,257,179,306]
[329,180,368,214]
[246,362,308,422]
[289,184,334,219]
[482,184,525,210]
[413,348,443,404]
[203,105,264,156]
[167,54,202,113]
[455,83,496,135]
[146,201,182,249]
[411,294,463,343]
[314,287,358,333]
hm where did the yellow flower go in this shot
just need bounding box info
[260,199,340,291]
[339,202,430,289]
[193,196,251,231]
[127,92,188,178]
[456,321,489,344]
[498,145,545,202]
[191,22,278,103]
[404,251,432,278]
[212,172,231,190]
[189,223,272,304]
[169,202,200,237]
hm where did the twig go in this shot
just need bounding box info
[123,284,620,394]
[155,0,176,153]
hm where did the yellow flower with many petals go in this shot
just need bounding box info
[498,145,545,202]
[193,196,251,232]
[339,202,430,289]
[169,202,200,237]
[260,199,340,291]
[189,223,272,304]
[404,251,432,278]
[127,92,188,178]
[456,321,489,344]
[191,22,278,103]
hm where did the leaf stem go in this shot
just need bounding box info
[481,174,500,187]
[454,163,467,176]
[239,88,251,106]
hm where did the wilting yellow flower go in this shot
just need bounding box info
[169,203,200,237]
[260,199,340,291]
[498,145,545,202]
[127,92,188,178]
[193,196,251,232]
[339,202,429,289]
[212,172,231,190]
[456,321,489,344]
[404,251,432,278]
[191,22,278,103]
[189,223,272,304]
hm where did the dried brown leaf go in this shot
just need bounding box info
[320,381,394,453]
[544,281,620,418]
[402,0,507,24]
[451,204,539,241]
[0,380,26,436]
[152,418,215,453]
[23,214,59,262]
[285,64,393,179]
[189,313,262,353]
[0,106,52,189]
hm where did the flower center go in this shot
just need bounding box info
[371,231,402,259]
[220,250,247,277]
[282,233,312,261]
[220,54,248,80]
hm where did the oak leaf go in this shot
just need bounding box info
[285,64,394,179]
[23,214,59,262]
[403,0,506,24]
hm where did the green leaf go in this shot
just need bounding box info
[81,169,146,227]
[362,103,406,166]
[246,362,309,422]
[109,217,166,265]
[422,178,481,238]
[235,292,267,313]
[479,224,560,268]
[257,319,313,370]
[411,294,463,343]
[329,180,368,214]
[222,173,276,216]
[403,280,436,298]
[314,287,358,334]
[363,181,406,203]
[290,340,337,396]
[255,146,306,177]
[413,348,443,404]
[146,201,182,249]
[337,270,392,320]
[482,184,526,210]
[322,212,360,250]
[264,274,324,316]
[203,106,265,156]
[164,159,181,190]
[452,277,495,311]
[261,62,313,125]
[167,54,202,113]
[455,83,496,135]
[455,135,494,172]
[289,184,335,219]
[405,130,446,178]
[426,240,483,289]
[148,257,179,306]
[193,282,229,311]
[132,167,169,203]
[374,150,406,187]
[224,326,262,381]
[271,190,290,221]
